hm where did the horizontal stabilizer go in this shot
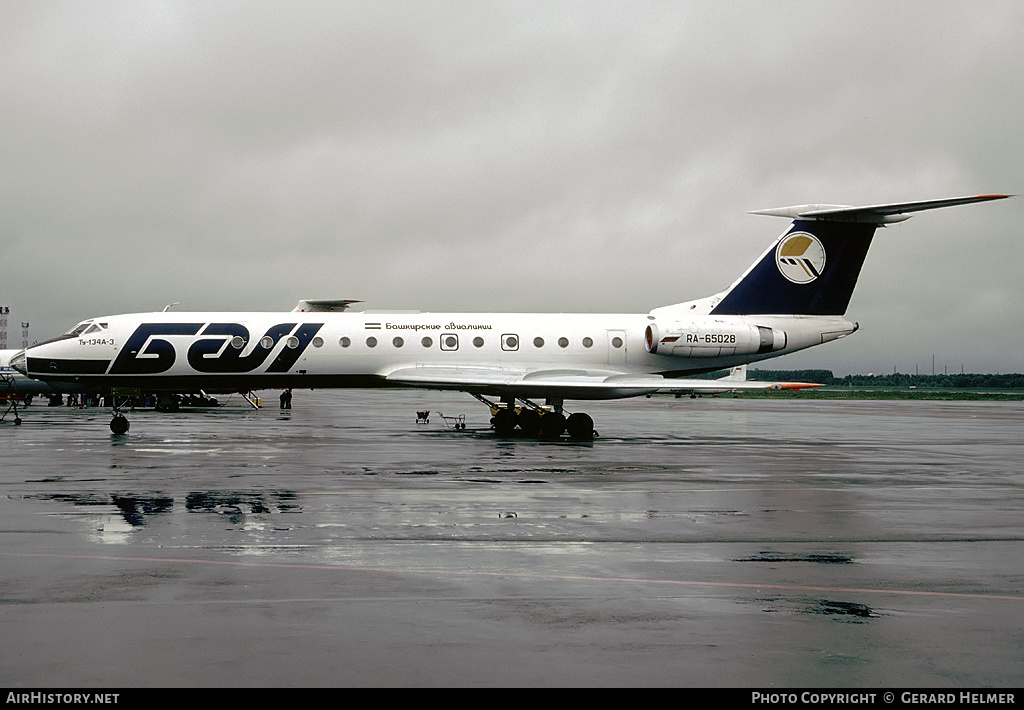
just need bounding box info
[751,194,1011,224]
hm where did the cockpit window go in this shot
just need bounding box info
[64,322,92,337]
[63,321,108,337]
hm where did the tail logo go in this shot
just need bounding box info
[775,232,826,284]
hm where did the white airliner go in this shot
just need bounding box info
[10,194,1009,436]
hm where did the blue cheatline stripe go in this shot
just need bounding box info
[27,357,110,375]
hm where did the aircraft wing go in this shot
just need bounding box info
[385,366,820,400]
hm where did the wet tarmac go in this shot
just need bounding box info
[2,391,1022,687]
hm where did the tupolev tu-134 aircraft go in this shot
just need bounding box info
[11,194,1010,437]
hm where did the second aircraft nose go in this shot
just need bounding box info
[9,349,27,375]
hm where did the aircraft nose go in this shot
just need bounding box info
[10,349,27,375]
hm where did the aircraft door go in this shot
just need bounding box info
[441,333,459,351]
[607,330,627,365]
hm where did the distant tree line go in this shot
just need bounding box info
[746,369,1024,388]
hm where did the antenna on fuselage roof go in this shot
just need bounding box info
[162,302,180,312]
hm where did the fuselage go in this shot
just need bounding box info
[12,310,855,398]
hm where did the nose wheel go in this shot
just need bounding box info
[108,393,131,434]
[109,413,130,435]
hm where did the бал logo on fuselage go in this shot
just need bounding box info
[108,322,323,375]
[775,232,826,284]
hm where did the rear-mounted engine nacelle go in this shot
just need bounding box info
[645,322,786,357]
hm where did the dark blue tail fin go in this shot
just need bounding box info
[709,195,1010,317]
[711,219,874,315]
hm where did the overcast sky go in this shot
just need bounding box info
[1,1,1021,374]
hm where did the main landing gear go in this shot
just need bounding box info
[471,394,597,440]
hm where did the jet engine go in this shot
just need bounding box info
[645,321,787,357]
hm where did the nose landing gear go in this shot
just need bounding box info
[106,388,140,435]
[110,412,130,435]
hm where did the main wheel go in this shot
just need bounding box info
[538,412,567,439]
[516,409,541,437]
[565,412,594,440]
[492,408,517,437]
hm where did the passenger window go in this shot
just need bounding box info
[421,337,433,348]
[611,336,623,348]
[533,337,544,348]
[340,337,351,348]
[582,337,593,348]
[502,334,519,351]
[262,336,275,349]
[558,337,568,348]
[393,337,404,348]
[473,337,484,348]
[441,334,458,351]
[366,336,377,348]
